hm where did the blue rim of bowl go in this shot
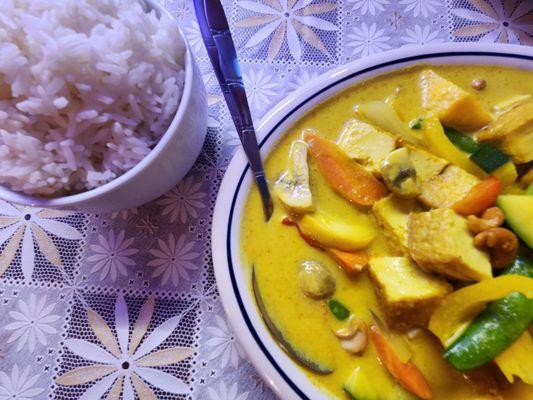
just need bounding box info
[225,50,533,399]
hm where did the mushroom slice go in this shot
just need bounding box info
[298,260,335,300]
[274,140,313,212]
[380,148,419,198]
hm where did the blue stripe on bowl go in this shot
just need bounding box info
[226,51,533,400]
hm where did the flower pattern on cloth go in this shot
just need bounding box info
[236,0,337,61]
[148,233,200,287]
[451,0,533,44]
[0,201,82,280]
[5,294,60,352]
[0,365,44,400]
[205,315,245,369]
[157,175,206,224]
[0,0,530,399]
[87,230,138,282]
[346,23,392,56]
[56,294,194,399]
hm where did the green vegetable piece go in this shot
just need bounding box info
[497,194,533,249]
[344,366,393,400]
[527,184,533,196]
[252,265,334,374]
[469,142,509,173]
[501,256,533,279]
[444,292,533,371]
[410,117,424,130]
[444,127,479,154]
[328,299,350,320]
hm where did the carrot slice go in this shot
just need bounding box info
[370,325,433,400]
[326,248,368,274]
[282,216,367,274]
[453,176,501,216]
[303,131,388,206]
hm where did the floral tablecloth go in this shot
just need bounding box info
[0,0,531,399]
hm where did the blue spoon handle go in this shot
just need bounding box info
[193,0,273,221]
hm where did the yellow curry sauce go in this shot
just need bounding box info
[241,65,533,399]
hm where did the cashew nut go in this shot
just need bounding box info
[334,316,368,354]
[467,207,505,233]
[340,330,367,355]
[334,315,366,340]
[474,227,519,269]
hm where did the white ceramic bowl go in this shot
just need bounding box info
[0,0,207,213]
[212,43,533,400]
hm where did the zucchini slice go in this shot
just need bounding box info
[251,265,334,375]
[343,366,391,400]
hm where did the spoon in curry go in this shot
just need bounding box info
[193,0,274,221]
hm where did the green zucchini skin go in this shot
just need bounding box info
[444,128,479,154]
[444,292,533,371]
[251,265,334,375]
[469,142,509,173]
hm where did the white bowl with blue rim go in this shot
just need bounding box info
[211,43,533,399]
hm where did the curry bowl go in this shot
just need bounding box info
[212,43,533,400]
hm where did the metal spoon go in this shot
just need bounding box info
[193,0,274,221]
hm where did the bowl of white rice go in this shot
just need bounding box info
[0,0,207,212]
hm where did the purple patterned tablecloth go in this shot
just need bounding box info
[0,0,531,399]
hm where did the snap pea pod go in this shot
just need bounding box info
[444,258,533,371]
[444,292,533,371]
[501,256,533,279]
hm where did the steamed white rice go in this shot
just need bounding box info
[0,0,186,195]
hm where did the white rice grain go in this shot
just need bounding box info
[0,0,185,195]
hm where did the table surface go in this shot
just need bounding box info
[0,0,531,399]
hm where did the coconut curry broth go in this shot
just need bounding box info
[241,65,533,399]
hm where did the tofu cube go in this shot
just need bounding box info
[420,69,492,132]
[337,119,396,173]
[408,209,492,281]
[372,196,420,256]
[368,257,452,329]
[406,144,448,184]
[478,101,533,163]
[419,165,479,209]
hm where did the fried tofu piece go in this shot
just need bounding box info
[406,144,448,184]
[419,165,479,209]
[337,119,396,173]
[408,209,492,281]
[478,101,533,164]
[368,257,452,329]
[372,196,420,256]
[420,69,492,132]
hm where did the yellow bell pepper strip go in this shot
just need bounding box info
[421,113,487,178]
[492,161,518,187]
[429,275,533,347]
[358,101,424,146]
[495,330,533,385]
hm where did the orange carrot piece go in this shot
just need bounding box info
[453,176,501,216]
[326,248,368,274]
[303,131,388,206]
[282,216,367,274]
[370,325,433,400]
